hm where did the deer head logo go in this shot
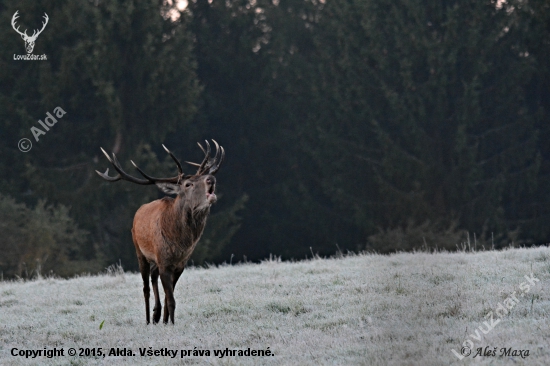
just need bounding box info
[11,11,49,54]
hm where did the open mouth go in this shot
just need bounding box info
[206,186,217,203]
[206,193,217,203]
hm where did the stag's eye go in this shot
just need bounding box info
[185,182,193,188]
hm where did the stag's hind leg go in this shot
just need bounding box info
[136,251,151,324]
[173,266,184,288]
[151,264,162,324]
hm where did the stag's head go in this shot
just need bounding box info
[155,141,223,211]
[158,174,217,211]
[11,11,49,54]
[96,140,225,211]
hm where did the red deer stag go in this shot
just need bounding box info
[96,140,224,324]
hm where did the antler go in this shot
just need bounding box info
[11,11,27,38]
[96,146,184,184]
[28,13,49,40]
[11,11,48,40]
[96,140,224,185]
[162,144,183,175]
[185,139,225,176]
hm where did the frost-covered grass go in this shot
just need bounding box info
[0,247,549,365]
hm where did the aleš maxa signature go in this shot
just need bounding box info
[473,346,529,359]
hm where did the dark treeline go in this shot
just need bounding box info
[0,0,548,277]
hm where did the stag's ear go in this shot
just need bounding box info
[155,183,180,195]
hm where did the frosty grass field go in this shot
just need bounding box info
[0,246,549,365]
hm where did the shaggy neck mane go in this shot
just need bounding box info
[160,196,210,251]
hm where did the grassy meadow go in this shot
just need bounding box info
[0,246,549,365]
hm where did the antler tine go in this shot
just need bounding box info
[147,140,224,177]
[211,140,221,165]
[97,147,185,185]
[130,160,154,181]
[200,142,216,173]
[208,145,225,175]
[11,11,28,37]
[162,144,183,175]
[130,160,181,183]
[33,13,48,37]
[11,11,18,26]
[110,153,154,185]
[196,140,211,175]
[97,148,152,185]
[197,141,206,155]
[95,168,121,182]
[202,139,221,171]
[100,147,113,163]
[212,139,220,162]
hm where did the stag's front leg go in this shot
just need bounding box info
[160,268,176,324]
[162,267,184,324]
[151,265,162,324]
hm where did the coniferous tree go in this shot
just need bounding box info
[0,0,200,272]
[279,0,540,250]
